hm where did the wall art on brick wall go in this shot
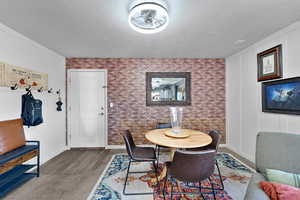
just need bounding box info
[146,72,191,106]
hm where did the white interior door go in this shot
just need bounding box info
[69,70,106,148]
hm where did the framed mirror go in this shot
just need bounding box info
[146,72,191,106]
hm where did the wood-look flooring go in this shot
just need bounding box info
[3,148,254,200]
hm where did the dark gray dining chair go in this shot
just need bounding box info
[163,149,217,200]
[191,130,224,190]
[155,122,172,163]
[121,130,159,195]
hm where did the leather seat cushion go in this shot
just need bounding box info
[132,147,156,160]
[0,119,26,155]
[190,146,213,151]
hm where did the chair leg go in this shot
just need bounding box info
[170,179,174,200]
[208,177,216,200]
[157,146,160,163]
[152,161,160,191]
[37,146,40,177]
[123,159,131,195]
[199,181,201,193]
[163,176,168,200]
[216,161,224,190]
[163,168,169,200]
[199,182,206,200]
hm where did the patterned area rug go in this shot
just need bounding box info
[87,152,254,200]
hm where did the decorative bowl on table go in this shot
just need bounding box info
[164,129,190,138]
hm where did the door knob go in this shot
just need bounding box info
[99,112,104,116]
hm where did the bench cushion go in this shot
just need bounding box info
[0,145,38,165]
[0,119,25,155]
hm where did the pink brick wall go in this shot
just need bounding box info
[66,58,226,145]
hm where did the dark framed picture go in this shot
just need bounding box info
[257,44,282,82]
[262,77,300,115]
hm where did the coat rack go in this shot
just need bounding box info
[1,62,63,112]
[10,84,18,90]
[9,83,61,97]
[25,85,31,92]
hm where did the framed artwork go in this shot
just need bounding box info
[262,77,300,115]
[257,45,282,82]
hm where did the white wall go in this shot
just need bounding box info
[226,21,300,162]
[0,23,66,164]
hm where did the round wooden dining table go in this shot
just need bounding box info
[145,128,212,182]
[145,128,212,149]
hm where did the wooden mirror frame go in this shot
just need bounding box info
[146,72,191,106]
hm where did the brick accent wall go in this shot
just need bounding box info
[66,58,226,145]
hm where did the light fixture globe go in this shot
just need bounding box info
[128,1,169,34]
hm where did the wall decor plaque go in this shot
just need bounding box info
[0,62,48,90]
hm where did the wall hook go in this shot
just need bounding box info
[25,85,32,91]
[56,89,61,95]
[38,87,43,93]
[48,88,53,94]
[10,83,18,90]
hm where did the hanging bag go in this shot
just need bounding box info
[21,91,43,127]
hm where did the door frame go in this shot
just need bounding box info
[67,69,108,149]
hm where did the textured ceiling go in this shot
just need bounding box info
[0,0,299,58]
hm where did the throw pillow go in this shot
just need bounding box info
[260,181,300,200]
[266,168,300,188]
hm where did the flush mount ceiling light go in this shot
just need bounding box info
[128,1,169,34]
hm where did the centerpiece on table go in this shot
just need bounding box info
[164,107,190,138]
[170,107,183,133]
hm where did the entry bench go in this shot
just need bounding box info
[0,119,40,198]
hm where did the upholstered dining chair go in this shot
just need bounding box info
[191,130,224,190]
[163,149,217,200]
[155,122,172,162]
[121,130,159,195]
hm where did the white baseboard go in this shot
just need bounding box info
[225,145,254,163]
[105,145,125,149]
[224,145,239,155]
[219,144,228,148]
[223,144,238,153]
